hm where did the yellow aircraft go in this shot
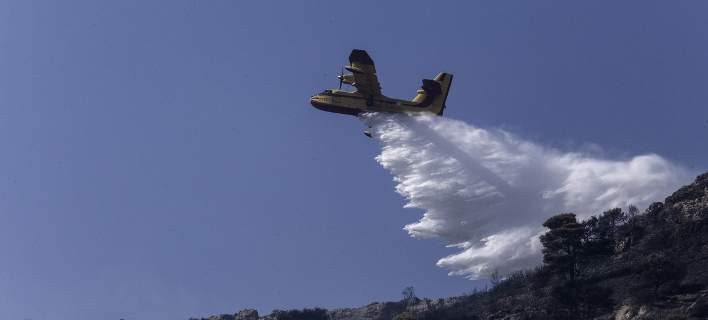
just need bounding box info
[310,49,453,121]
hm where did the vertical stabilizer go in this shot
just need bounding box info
[412,72,453,115]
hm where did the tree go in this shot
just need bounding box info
[582,216,613,256]
[621,205,642,249]
[581,208,628,256]
[540,213,584,282]
[601,208,626,236]
[489,268,502,287]
[626,205,639,219]
[402,286,416,306]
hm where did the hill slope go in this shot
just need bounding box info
[195,172,708,320]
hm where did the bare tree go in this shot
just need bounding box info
[489,268,502,287]
[627,205,639,219]
[402,286,416,304]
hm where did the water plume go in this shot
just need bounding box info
[362,112,690,279]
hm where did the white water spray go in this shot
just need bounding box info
[362,112,690,279]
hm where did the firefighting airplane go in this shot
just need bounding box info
[310,49,453,136]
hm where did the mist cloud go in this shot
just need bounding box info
[362,113,691,279]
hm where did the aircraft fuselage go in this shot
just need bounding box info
[310,90,439,116]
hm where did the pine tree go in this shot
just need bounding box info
[540,213,584,282]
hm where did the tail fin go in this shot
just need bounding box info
[412,72,453,115]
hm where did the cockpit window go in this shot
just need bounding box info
[323,89,332,94]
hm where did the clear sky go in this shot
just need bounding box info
[1,1,706,319]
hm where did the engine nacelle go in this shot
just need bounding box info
[338,74,355,85]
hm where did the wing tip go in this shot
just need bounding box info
[349,49,374,65]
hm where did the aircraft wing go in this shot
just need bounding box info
[346,49,382,97]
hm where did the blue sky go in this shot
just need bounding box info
[0,1,706,319]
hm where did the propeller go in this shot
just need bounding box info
[338,67,344,90]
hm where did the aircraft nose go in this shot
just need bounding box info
[310,95,327,110]
[310,95,320,107]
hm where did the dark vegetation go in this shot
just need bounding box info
[198,172,708,320]
[269,308,329,320]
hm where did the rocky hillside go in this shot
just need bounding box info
[194,172,708,320]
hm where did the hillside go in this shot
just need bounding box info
[195,172,708,320]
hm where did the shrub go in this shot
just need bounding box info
[270,308,328,320]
